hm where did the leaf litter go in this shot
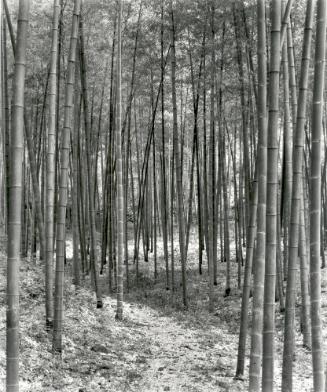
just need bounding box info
[0,231,326,391]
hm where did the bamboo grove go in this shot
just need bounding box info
[1,0,327,391]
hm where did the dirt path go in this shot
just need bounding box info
[112,300,242,392]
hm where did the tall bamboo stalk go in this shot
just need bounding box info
[170,0,187,309]
[53,0,81,352]
[309,0,327,390]
[248,1,267,389]
[262,1,281,390]
[281,0,314,389]
[6,1,30,390]
[115,0,124,320]
[79,10,102,307]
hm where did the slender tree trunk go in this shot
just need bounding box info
[309,0,327,390]
[207,2,215,312]
[236,165,257,377]
[234,3,251,236]
[53,0,63,249]
[152,137,158,281]
[53,0,81,353]
[124,111,131,290]
[101,22,116,280]
[23,114,46,261]
[170,0,187,309]
[281,0,314,389]
[2,18,10,229]
[160,0,169,290]
[79,11,102,307]
[3,0,15,52]
[77,127,87,276]
[22,165,29,259]
[4,0,46,267]
[72,51,81,287]
[170,138,175,291]
[0,3,2,166]
[221,132,231,295]
[115,0,124,320]
[280,0,294,47]
[248,1,267,389]
[287,15,297,132]
[6,1,30,390]
[202,55,209,262]
[262,2,281,390]
[280,6,292,284]
[190,31,206,274]
[299,176,311,349]
[276,200,285,311]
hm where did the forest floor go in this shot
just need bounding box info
[0,230,327,391]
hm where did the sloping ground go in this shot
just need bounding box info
[0,235,326,391]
